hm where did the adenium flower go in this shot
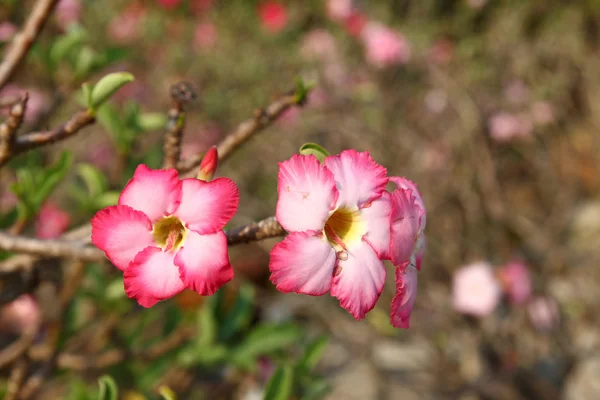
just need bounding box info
[258,1,288,33]
[452,262,501,317]
[498,261,531,305]
[35,201,71,239]
[269,150,395,320]
[91,164,239,307]
[360,22,411,68]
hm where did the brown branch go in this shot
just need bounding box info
[0,0,60,90]
[163,82,196,169]
[226,216,285,245]
[177,91,302,175]
[0,94,28,165]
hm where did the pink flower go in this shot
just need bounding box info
[269,150,390,320]
[108,4,144,44]
[0,295,41,335]
[344,12,367,37]
[194,22,217,50]
[326,0,353,22]
[91,165,239,307]
[498,261,532,305]
[527,296,559,332]
[198,146,218,181]
[0,22,17,42]
[360,22,411,68]
[55,0,81,27]
[258,2,288,33]
[157,0,180,9]
[488,111,533,142]
[391,264,418,328]
[35,202,71,239]
[452,262,501,317]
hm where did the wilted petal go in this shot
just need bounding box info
[324,150,388,209]
[119,164,182,222]
[91,205,154,271]
[269,231,337,295]
[174,178,239,234]
[174,230,233,296]
[123,247,185,307]
[389,188,424,266]
[361,192,392,259]
[390,264,418,329]
[331,240,386,320]
[276,154,338,232]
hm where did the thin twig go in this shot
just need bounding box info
[177,91,302,175]
[163,82,196,169]
[226,216,285,245]
[0,94,28,165]
[0,0,60,90]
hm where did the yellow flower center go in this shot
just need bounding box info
[152,216,187,252]
[324,207,366,250]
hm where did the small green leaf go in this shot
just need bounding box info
[216,283,255,341]
[90,72,134,109]
[76,164,108,197]
[231,323,302,366]
[137,112,167,131]
[31,151,73,209]
[264,365,294,400]
[75,46,97,79]
[197,303,217,347]
[50,25,86,66]
[294,77,315,105]
[94,192,120,209]
[82,82,93,109]
[158,386,177,400]
[97,375,118,400]
[299,336,329,371]
[299,143,329,163]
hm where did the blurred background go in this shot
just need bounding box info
[1,0,600,399]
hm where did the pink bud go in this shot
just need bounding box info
[0,295,41,335]
[452,262,501,317]
[35,202,71,239]
[198,146,218,181]
[258,2,288,33]
[498,261,532,305]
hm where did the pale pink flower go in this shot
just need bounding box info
[0,22,17,42]
[91,165,239,307]
[55,0,81,27]
[326,0,353,22]
[35,202,71,239]
[258,2,288,34]
[360,22,411,68]
[531,101,555,126]
[391,264,418,328]
[488,111,533,142]
[0,295,41,334]
[269,150,390,320]
[498,261,532,305]
[194,22,217,50]
[452,262,501,317]
[527,296,559,332]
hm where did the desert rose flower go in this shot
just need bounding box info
[269,150,391,320]
[326,0,353,22]
[452,262,501,317]
[391,264,418,328]
[360,22,411,68]
[258,2,288,33]
[91,164,239,307]
[35,202,71,239]
[498,261,532,305]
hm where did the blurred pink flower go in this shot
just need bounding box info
[190,0,214,15]
[55,0,81,27]
[258,2,288,34]
[0,85,48,123]
[194,22,217,50]
[531,101,555,126]
[360,22,411,68]
[156,0,181,10]
[344,12,367,37]
[0,22,17,42]
[452,262,501,317]
[498,261,532,305]
[326,0,353,22]
[108,4,144,44]
[0,295,41,335]
[277,106,300,127]
[300,29,338,61]
[488,112,533,142]
[527,296,559,332]
[35,202,71,239]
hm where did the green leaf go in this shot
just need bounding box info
[31,151,73,209]
[298,336,328,372]
[231,323,302,366]
[97,375,118,400]
[301,377,331,400]
[216,283,255,341]
[264,365,294,400]
[137,112,167,131]
[197,303,217,347]
[294,77,315,105]
[74,46,97,79]
[299,143,329,163]
[50,25,86,66]
[177,344,228,367]
[82,82,93,109]
[158,386,177,400]
[90,72,134,110]
[75,164,108,197]
[94,192,120,209]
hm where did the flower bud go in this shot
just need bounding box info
[197,146,218,181]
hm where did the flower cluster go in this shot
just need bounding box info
[269,150,426,328]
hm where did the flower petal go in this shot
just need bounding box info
[390,264,418,329]
[174,230,233,296]
[330,240,386,320]
[389,176,426,228]
[91,205,153,271]
[174,178,239,233]
[361,191,392,259]
[276,154,338,232]
[119,164,182,222]
[324,150,388,208]
[389,188,424,267]
[269,231,337,295]
[123,247,186,307]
